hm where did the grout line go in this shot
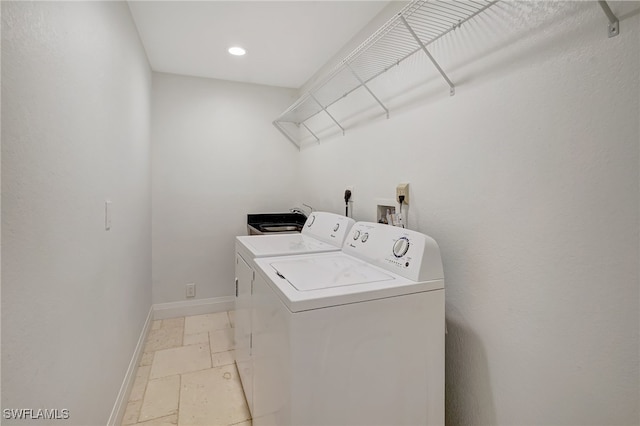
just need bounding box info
[209,331,214,366]
[136,374,181,425]
[177,372,182,426]
[207,332,213,370]
[181,316,185,346]
[171,363,232,378]
[168,341,210,349]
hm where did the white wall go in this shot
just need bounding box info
[1,2,151,425]
[151,73,298,304]
[297,2,639,425]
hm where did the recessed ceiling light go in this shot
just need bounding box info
[228,46,246,56]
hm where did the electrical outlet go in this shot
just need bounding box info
[396,183,409,204]
[186,283,196,298]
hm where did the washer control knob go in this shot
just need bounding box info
[361,232,369,243]
[306,215,316,227]
[393,237,410,258]
[333,223,340,232]
[353,230,361,240]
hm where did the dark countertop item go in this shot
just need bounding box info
[247,212,307,235]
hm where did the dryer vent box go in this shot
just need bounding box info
[377,204,396,225]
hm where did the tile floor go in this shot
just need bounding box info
[122,311,251,426]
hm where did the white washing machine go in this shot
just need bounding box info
[235,211,355,414]
[251,222,445,426]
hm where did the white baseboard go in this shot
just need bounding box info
[107,306,153,426]
[152,296,235,320]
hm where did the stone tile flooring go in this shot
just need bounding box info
[122,311,251,426]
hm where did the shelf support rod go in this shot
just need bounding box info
[310,94,345,136]
[346,64,389,119]
[301,122,320,143]
[598,1,619,37]
[272,121,301,149]
[400,16,455,96]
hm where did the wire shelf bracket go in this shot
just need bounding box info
[311,94,345,136]
[272,120,299,147]
[400,15,456,96]
[598,1,619,38]
[346,64,390,118]
[301,122,321,143]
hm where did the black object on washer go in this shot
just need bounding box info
[247,212,307,235]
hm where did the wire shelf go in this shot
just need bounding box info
[274,0,621,147]
[274,0,498,147]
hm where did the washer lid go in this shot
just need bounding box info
[238,234,338,257]
[254,252,443,312]
[269,255,394,291]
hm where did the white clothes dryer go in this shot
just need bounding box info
[234,211,355,414]
[251,222,445,426]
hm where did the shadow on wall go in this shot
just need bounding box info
[445,318,496,426]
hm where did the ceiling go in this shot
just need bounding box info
[127,1,390,89]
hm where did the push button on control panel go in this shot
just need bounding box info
[387,258,409,268]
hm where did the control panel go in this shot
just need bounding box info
[301,211,355,247]
[342,222,443,282]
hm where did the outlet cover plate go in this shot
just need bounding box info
[396,183,409,204]
[186,283,196,298]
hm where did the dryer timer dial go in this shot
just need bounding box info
[393,237,410,258]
